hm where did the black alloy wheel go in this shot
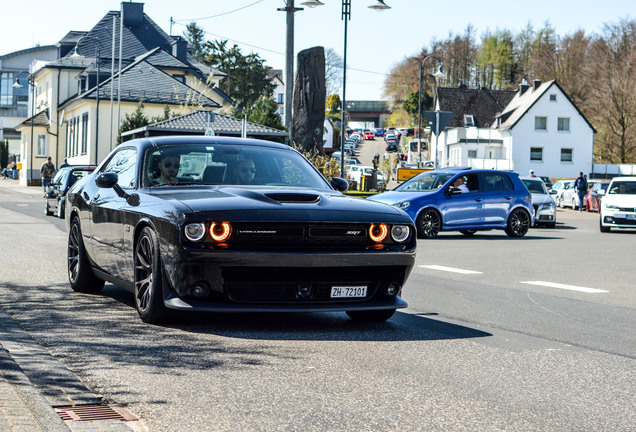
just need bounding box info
[134,227,169,323]
[416,208,442,238]
[68,217,104,293]
[346,309,396,322]
[505,208,531,238]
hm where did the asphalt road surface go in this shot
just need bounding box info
[0,185,634,431]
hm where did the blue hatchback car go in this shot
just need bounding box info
[369,168,534,238]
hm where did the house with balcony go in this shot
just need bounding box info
[13,1,237,186]
[434,80,595,178]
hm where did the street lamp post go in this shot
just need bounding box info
[417,55,444,167]
[302,0,390,179]
[71,36,101,165]
[13,71,35,184]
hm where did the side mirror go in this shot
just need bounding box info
[330,177,349,192]
[447,186,462,195]
[549,190,557,195]
[95,172,140,206]
[598,190,605,196]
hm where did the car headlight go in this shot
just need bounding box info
[369,223,389,242]
[604,204,620,209]
[391,225,410,242]
[394,201,411,210]
[185,223,206,241]
[209,222,232,242]
[540,202,555,209]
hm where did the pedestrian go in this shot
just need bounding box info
[529,169,536,177]
[60,157,69,168]
[40,156,56,195]
[574,171,588,212]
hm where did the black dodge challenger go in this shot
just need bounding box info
[66,136,416,323]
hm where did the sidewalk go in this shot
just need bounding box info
[0,179,141,431]
[0,177,43,197]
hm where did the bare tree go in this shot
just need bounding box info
[325,48,344,96]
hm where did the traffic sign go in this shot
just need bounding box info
[424,110,453,136]
[397,167,434,182]
[204,128,215,136]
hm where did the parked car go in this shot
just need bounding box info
[368,168,534,238]
[562,180,596,210]
[553,180,575,207]
[585,181,610,212]
[384,133,397,142]
[599,177,636,232]
[363,130,375,140]
[348,165,384,188]
[386,142,399,153]
[65,136,416,323]
[374,128,384,137]
[539,176,553,190]
[45,166,95,218]
[521,177,556,228]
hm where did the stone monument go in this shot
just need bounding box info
[292,46,326,153]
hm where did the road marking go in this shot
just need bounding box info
[521,281,609,294]
[419,265,482,275]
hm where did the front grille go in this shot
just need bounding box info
[229,223,372,250]
[222,266,402,304]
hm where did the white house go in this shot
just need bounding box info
[267,69,285,118]
[435,80,595,178]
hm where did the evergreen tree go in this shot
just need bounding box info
[247,96,285,131]
[117,101,150,144]
[183,22,208,62]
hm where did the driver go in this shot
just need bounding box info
[153,151,180,185]
[231,158,256,184]
[453,176,469,193]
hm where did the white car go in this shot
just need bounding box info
[347,165,384,188]
[599,177,636,232]
[521,177,556,228]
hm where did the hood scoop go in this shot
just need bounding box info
[265,193,321,203]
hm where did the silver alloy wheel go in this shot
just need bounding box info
[134,233,154,314]
[67,221,81,284]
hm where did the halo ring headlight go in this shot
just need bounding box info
[391,225,410,242]
[185,223,206,241]
[369,223,389,243]
[210,222,232,242]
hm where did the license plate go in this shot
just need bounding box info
[331,286,367,298]
[627,214,636,220]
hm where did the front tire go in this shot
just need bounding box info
[505,208,531,238]
[346,309,395,322]
[44,200,53,216]
[599,217,611,233]
[134,227,169,323]
[416,208,442,238]
[56,200,65,219]
[68,217,104,293]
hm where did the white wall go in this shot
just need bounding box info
[510,85,593,178]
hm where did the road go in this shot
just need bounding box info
[0,184,634,431]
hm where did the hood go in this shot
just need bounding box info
[150,186,407,222]
[368,190,436,205]
[602,194,636,208]
[530,193,554,206]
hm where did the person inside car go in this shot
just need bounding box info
[228,157,256,185]
[151,151,181,185]
[453,176,469,193]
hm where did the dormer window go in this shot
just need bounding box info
[78,77,86,93]
[464,114,475,126]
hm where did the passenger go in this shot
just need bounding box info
[453,176,469,193]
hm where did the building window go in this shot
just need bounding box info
[279,107,284,116]
[173,74,185,84]
[530,147,543,161]
[557,117,570,132]
[464,114,475,126]
[81,113,88,154]
[468,150,477,158]
[277,93,284,104]
[36,135,47,157]
[549,94,557,101]
[535,116,547,131]
[561,148,573,162]
[0,72,16,106]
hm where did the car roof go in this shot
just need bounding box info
[610,176,636,181]
[140,135,292,151]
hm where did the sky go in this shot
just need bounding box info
[1,0,633,101]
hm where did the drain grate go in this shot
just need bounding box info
[54,404,137,422]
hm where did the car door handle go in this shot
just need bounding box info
[474,198,482,202]
[505,196,512,200]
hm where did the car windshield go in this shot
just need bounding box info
[395,171,455,192]
[608,181,636,195]
[522,179,548,194]
[143,143,329,189]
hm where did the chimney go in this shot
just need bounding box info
[171,36,187,61]
[121,2,144,27]
[519,80,530,95]
[533,79,542,91]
